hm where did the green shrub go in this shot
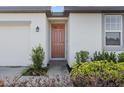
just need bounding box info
[75,50,89,63]
[22,45,47,76]
[118,52,124,62]
[92,51,117,62]
[70,61,124,87]
[32,44,45,70]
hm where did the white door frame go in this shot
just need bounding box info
[49,20,67,60]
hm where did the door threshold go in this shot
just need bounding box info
[50,58,66,60]
[49,60,67,62]
[47,60,67,67]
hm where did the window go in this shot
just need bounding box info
[106,32,120,45]
[51,6,64,16]
[51,6,64,12]
[104,15,122,47]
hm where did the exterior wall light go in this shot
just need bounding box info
[36,26,39,32]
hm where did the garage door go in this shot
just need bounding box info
[0,24,30,66]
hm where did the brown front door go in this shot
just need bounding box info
[51,24,65,58]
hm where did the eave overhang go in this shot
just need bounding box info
[0,6,124,17]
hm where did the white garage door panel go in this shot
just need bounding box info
[0,25,30,66]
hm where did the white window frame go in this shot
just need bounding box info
[104,15,123,48]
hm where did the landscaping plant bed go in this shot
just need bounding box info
[22,66,48,76]
[70,61,124,87]
[22,45,48,76]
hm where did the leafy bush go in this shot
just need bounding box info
[22,45,47,76]
[118,52,124,62]
[75,50,89,63]
[70,61,124,87]
[32,44,45,70]
[92,51,117,62]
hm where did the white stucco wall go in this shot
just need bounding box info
[68,13,102,67]
[0,13,48,66]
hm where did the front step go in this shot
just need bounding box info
[48,60,67,66]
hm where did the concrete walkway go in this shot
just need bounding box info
[0,61,69,79]
[0,66,26,80]
[47,61,69,78]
